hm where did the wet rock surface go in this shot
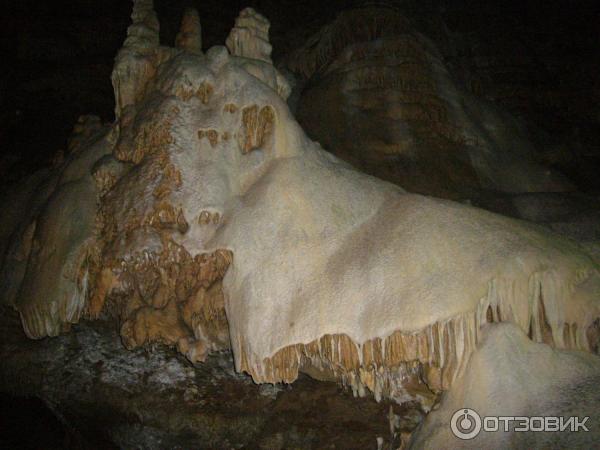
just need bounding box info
[0,307,424,449]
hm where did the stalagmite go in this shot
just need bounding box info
[226,7,272,63]
[1,3,598,421]
[225,8,291,100]
[111,0,161,118]
[175,8,202,54]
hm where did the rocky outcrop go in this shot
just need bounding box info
[287,6,574,199]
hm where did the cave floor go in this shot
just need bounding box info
[0,307,423,449]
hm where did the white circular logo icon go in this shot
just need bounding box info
[451,408,482,440]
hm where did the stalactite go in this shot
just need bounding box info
[237,268,599,405]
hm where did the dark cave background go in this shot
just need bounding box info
[1,0,599,189]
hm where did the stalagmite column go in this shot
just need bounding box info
[175,8,202,54]
[225,8,291,100]
[111,0,160,118]
[226,7,273,63]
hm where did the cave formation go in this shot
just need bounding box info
[1,1,599,449]
[288,6,573,199]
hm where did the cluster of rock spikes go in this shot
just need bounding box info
[0,0,598,418]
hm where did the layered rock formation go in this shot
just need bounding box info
[287,5,574,199]
[1,1,600,447]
